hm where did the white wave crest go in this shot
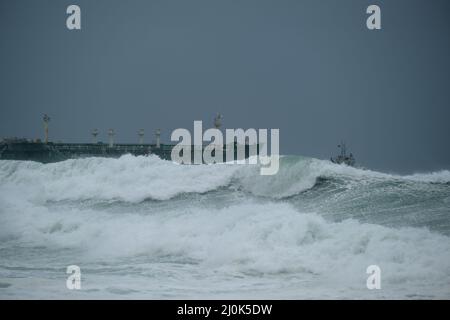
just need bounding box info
[0,155,449,204]
[0,155,241,203]
[1,199,449,298]
[403,170,450,184]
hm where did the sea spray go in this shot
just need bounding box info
[1,155,450,298]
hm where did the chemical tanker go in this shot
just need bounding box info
[0,114,258,163]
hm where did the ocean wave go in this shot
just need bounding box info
[236,156,450,199]
[1,200,449,298]
[1,156,450,298]
[0,155,449,204]
[403,170,450,184]
[0,155,240,203]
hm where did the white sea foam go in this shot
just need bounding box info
[1,197,449,298]
[403,170,450,184]
[1,155,449,204]
[1,156,450,298]
[0,155,241,203]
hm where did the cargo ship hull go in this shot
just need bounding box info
[0,141,258,163]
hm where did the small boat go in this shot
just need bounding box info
[330,142,355,166]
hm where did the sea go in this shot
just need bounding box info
[0,155,449,299]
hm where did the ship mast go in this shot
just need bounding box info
[108,129,115,147]
[91,129,99,144]
[138,129,144,145]
[43,114,50,144]
[214,113,222,129]
[339,141,346,157]
[155,129,161,148]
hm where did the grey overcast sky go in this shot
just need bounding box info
[0,0,449,173]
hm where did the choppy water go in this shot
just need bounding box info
[0,155,449,299]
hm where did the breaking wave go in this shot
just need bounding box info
[0,154,449,203]
[1,155,449,298]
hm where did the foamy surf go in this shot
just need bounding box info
[0,155,449,299]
